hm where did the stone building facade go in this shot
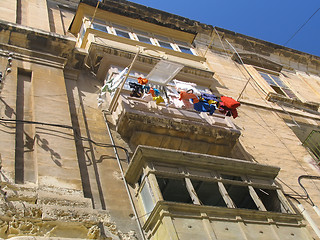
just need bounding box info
[0,0,319,239]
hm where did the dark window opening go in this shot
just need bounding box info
[255,188,285,213]
[271,85,287,97]
[115,29,131,39]
[178,46,193,55]
[137,174,143,186]
[224,184,258,210]
[157,177,192,204]
[282,88,297,99]
[258,71,297,99]
[192,180,227,207]
[92,23,107,33]
[157,40,174,50]
[137,35,152,44]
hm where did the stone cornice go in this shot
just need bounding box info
[125,145,280,185]
[80,0,213,35]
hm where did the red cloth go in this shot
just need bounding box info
[219,96,240,119]
[179,91,199,103]
[220,96,240,109]
[137,77,148,85]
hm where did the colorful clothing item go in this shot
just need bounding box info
[220,96,240,109]
[219,96,240,118]
[150,88,160,97]
[201,93,219,103]
[194,101,217,115]
[153,96,165,104]
[179,91,199,103]
[129,82,143,98]
[137,77,148,85]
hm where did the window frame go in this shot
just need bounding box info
[303,130,320,165]
[138,167,293,216]
[87,19,196,55]
[257,70,297,99]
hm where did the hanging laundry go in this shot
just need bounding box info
[200,93,219,105]
[142,85,150,94]
[153,96,165,104]
[149,88,160,97]
[137,77,148,85]
[142,93,153,102]
[193,101,217,115]
[167,93,184,108]
[178,90,199,110]
[173,79,201,96]
[101,67,128,93]
[179,90,200,103]
[220,96,240,109]
[129,82,144,98]
[219,96,240,118]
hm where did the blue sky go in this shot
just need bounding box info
[129,0,320,57]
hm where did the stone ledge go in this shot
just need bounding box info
[266,92,320,112]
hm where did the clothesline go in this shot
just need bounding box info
[125,77,241,118]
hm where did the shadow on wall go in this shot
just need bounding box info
[0,97,15,118]
[35,134,62,167]
[65,71,107,209]
[231,140,255,162]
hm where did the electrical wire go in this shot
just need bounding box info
[236,37,320,197]
[0,118,73,129]
[298,175,320,206]
[0,118,131,163]
[213,30,268,101]
[284,7,320,46]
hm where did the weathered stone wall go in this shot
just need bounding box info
[0,0,319,239]
[195,33,320,239]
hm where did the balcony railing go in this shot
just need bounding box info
[107,93,241,156]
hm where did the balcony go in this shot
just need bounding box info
[124,146,305,240]
[106,92,241,156]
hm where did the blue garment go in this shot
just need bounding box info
[201,93,219,102]
[142,85,150,93]
[153,88,160,96]
[193,101,217,115]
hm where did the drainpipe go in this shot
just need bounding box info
[313,205,320,217]
[298,175,320,219]
[103,113,147,240]
[297,204,320,239]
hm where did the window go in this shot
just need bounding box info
[112,23,132,39]
[136,35,153,44]
[134,29,153,45]
[191,180,227,207]
[157,177,192,203]
[154,34,175,50]
[175,40,195,55]
[78,24,86,45]
[254,188,286,213]
[303,130,320,165]
[150,174,288,213]
[87,19,196,55]
[92,22,108,33]
[258,71,297,99]
[224,184,258,210]
[178,45,194,55]
[140,181,155,216]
